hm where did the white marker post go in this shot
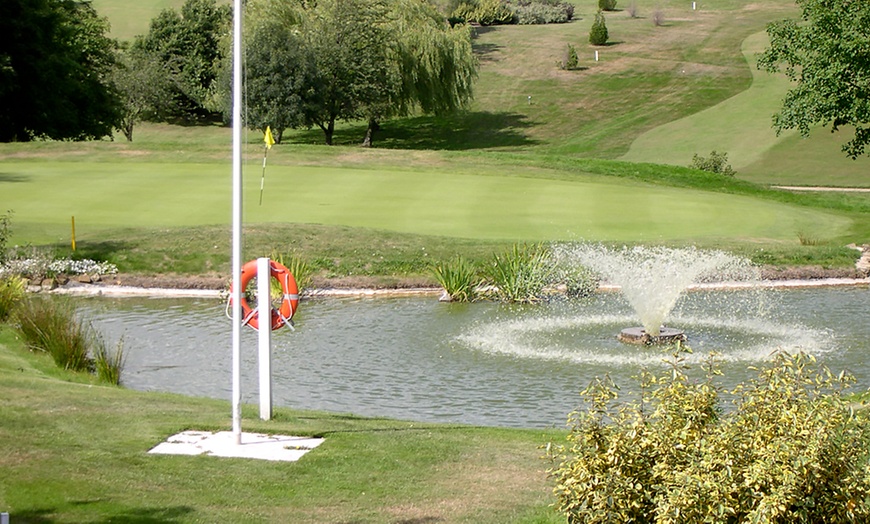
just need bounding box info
[595,50,599,62]
[257,257,272,420]
[692,2,696,9]
[230,0,244,445]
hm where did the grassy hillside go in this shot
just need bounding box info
[90,0,868,187]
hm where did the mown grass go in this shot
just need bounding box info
[0,326,564,523]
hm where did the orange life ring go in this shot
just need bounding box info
[230,259,299,331]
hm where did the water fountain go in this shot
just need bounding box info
[553,245,760,345]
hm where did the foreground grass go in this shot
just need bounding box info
[0,327,564,523]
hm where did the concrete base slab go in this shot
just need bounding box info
[148,430,324,462]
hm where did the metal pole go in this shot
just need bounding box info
[257,257,272,420]
[231,0,243,445]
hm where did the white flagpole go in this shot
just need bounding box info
[231,0,243,445]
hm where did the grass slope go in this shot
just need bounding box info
[0,327,562,523]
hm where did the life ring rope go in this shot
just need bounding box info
[226,259,300,331]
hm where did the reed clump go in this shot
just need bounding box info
[14,296,124,383]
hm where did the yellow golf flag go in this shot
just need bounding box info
[264,126,275,149]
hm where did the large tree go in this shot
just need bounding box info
[132,0,231,122]
[360,0,477,146]
[0,0,122,141]
[758,0,870,158]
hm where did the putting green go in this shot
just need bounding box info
[1,161,851,245]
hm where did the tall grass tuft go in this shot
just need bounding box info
[14,297,91,372]
[485,243,553,303]
[432,255,478,302]
[273,251,313,295]
[0,275,26,321]
[93,335,125,385]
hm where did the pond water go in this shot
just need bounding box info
[75,286,870,428]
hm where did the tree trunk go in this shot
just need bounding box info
[319,119,335,145]
[361,119,380,148]
[121,120,134,142]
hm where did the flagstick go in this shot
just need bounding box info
[259,145,268,205]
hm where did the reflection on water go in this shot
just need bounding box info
[74,287,870,428]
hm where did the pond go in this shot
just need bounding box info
[75,286,870,429]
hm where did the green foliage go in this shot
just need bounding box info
[110,47,176,141]
[452,0,515,25]
[598,0,617,11]
[238,19,321,144]
[555,264,598,298]
[132,0,231,122]
[431,255,478,302]
[548,351,870,523]
[757,0,870,158]
[690,150,736,176]
[485,243,553,303]
[0,0,122,141]
[93,334,125,385]
[561,43,579,70]
[244,0,477,146]
[272,251,313,296]
[588,10,608,46]
[0,275,26,322]
[15,297,92,372]
[506,0,574,24]
[0,210,11,264]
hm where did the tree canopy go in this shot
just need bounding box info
[758,0,870,158]
[0,0,122,141]
[132,0,231,122]
[241,0,477,146]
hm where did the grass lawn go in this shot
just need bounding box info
[0,327,564,523]
[1,160,855,247]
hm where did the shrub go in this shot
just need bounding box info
[485,243,553,303]
[560,43,579,70]
[598,0,617,11]
[652,8,665,26]
[690,150,736,176]
[507,0,574,24]
[588,10,608,46]
[0,275,25,321]
[15,297,92,372]
[432,255,479,302]
[452,0,515,25]
[548,350,870,523]
[1,246,118,282]
[555,264,598,298]
[626,1,638,17]
[0,210,11,264]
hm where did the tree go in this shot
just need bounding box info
[0,0,122,141]
[132,0,231,122]
[242,20,322,144]
[360,0,477,146]
[111,47,176,141]
[757,0,870,158]
[302,0,394,145]
[589,10,608,46]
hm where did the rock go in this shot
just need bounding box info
[77,274,93,284]
[40,278,57,290]
[56,274,69,285]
